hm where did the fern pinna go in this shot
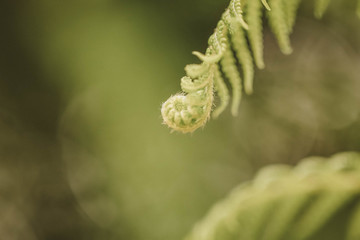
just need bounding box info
[161,0,360,133]
[184,152,360,240]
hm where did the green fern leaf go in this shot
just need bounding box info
[267,0,293,54]
[184,152,360,240]
[220,43,243,116]
[231,23,255,95]
[261,0,272,11]
[283,0,302,33]
[245,0,266,69]
[229,0,249,29]
[263,194,313,240]
[212,64,230,118]
[291,192,355,240]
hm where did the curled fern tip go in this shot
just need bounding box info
[161,0,359,133]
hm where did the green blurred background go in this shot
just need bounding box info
[0,0,359,239]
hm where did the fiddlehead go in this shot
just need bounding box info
[161,0,250,133]
[161,71,214,133]
[161,0,359,133]
[161,0,263,133]
[184,152,360,240]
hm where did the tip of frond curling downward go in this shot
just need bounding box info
[261,0,271,11]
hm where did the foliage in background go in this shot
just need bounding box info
[185,152,360,240]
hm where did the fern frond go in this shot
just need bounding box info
[245,0,266,69]
[314,0,331,19]
[263,194,312,240]
[212,65,230,118]
[220,43,242,116]
[184,152,360,240]
[283,0,302,33]
[267,0,293,54]
[292,191,355,240]
[193,20,228,63]
[231,23,255,95]
[229,0,249,29]
[161,0,359,133]
[161,2,248,133]
[261,0,272,11]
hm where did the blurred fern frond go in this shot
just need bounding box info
[184,152,360,240]
[161,0,359,133]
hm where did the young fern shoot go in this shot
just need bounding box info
[161,0,359,133]
[161,0,267,133]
